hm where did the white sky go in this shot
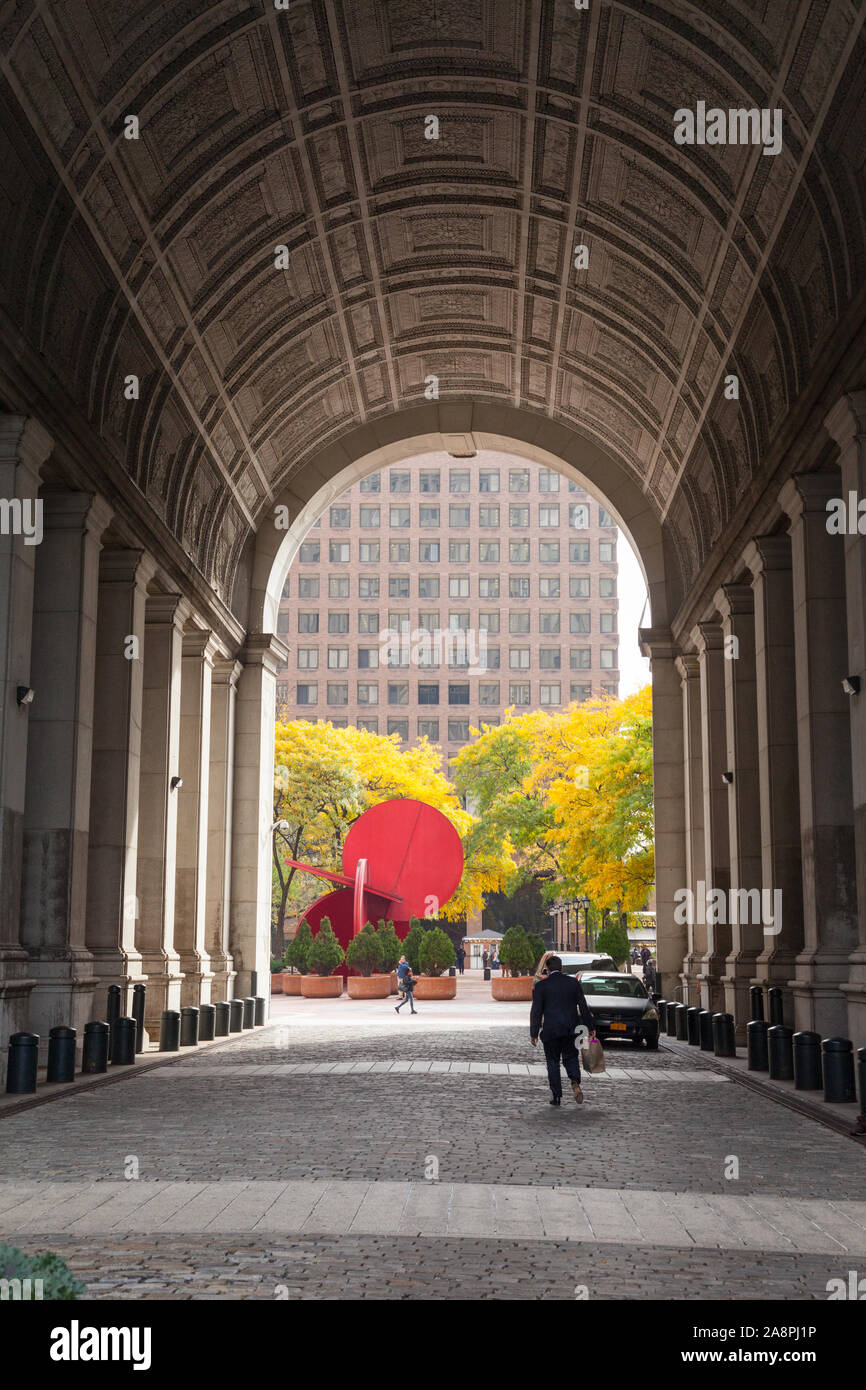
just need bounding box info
[617,532,651,696]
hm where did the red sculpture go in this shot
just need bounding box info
[285,798,464,969]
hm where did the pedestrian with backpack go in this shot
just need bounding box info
[395,955,418,1015]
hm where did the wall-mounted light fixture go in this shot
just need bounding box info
[842,675,861,696]
[16,686,34,706]
[722,771,734,784]
[170,776,183,791]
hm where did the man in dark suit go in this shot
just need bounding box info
[530,956,597,1106]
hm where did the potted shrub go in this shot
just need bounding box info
[345,921,390,998]
[270,958,285,994]
[402,916,426,974]
[300,917,345,996]
[376,919,403,994]
[414,926,457,999]
[283,919,312,995]
[493,925,535,1000]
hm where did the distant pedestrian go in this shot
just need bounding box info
[482,949,489,969]
[530,955,597,1106]
[489,951,498,971]
[395,956,417,1015]
[456,946,466,975]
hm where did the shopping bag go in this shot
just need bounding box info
[580,1036,606,1074]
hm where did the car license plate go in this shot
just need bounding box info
[610,1022,627,1031]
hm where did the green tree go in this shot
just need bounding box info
[377,919,402,973]
[418,926,455,977]
[284,919,312,975]
[526,932,546,972]
[596,919,630,968]
[499,925,534,977]
[402,916,425,973]
[306,917,344,976]
[345,921,384,977]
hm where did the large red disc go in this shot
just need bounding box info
[342,799,464,921]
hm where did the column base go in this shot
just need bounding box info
[179,960,215,1008]
[88,948,147,1017]
[752,951,799,1027]
[140,952,182,1031]
[26,948,97,1061]
[0,946,36,1086]
[696,954,727,1015]
[722,953,762,1040]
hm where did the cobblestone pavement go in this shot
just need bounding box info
[2,1011,865,1299]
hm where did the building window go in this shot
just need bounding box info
[281,577,291,598]
[449,470,470,492]
[485,646,501,669]
[358,576,379,598]
[328,612,349,634]
[570,541,590,563]
[449,504,470,526]
[479,469,500,492]
[390,471,410,493]
[418,718,439,739]
[358,716,379,732]
[479,577,500,599]
[419,540,440,562]
[539,612,561,634]
[570,612,591,634]
[509,505,529,528]
[479,504,499,527]
[389,540,410,563]
[419,505,440,528]
[539,541,560,563]
[509,682,530,706]
[419,470,440,493]
[571,682,592,702]
[509,576,530,599]
[358,612,379,633]
[540,683,561,706]
[479,541,500,563]
[327,648,348,669]
[449,577,470,598]
[599,576,616,598]
[277,612,290,634]
[418,683,439,705]
[359,506,380,528]
[600,612,617,634]
[388,682,409,705]
[419,576,440,598]
[448,683,470,705]
[538,469,560,492]
[570,576,590,598]
[479,682,500,704]
[602,682,618,696]
[329,541,350,563]
[390,506,410,528]
[299,540,320,563]
[449,540,470,563]
[479,611,500,632]
[387,718,409,740]
[298,575,319,598]
[509,612,530,633]
[329,575,349,599]
[330,505,350,528]
[357,646,379,669]
[389,576,410,598]
[599,507,615,527]
[509,468,530,492]
[601,648,617,669]
[539,648,561,670]
[297,648,318,669]
[509,648,530,670]
[509,540,530,562]
[359,541,380,563]
[570,647,591,670]
[448,611,470,631]
[297,682,318,705]
[448,718,470,741]
[298,612,319,633]
[539,577,560,598]
[570,504,590,529]
[360,473,381,493]
[357,682,378,705]
[418,611,439,632]
[539,505,559,527]
[600,541,616,562]
[388,610,410,632]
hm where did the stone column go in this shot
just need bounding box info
[824,392,866,1049]
[675,652,705,1005]
[136,594,188,1027]
[691,620,731,1014]
[743,536,803,1025]
[638,628,686,1002]
[175,628,220,1006]
[0,415,52,1068]
[715,584,763,1035]
[230,633,287,1000]
[207,657,241,1002]
[85,549,156,1016]
[780,473,857,1037]
[21,491,113,1045]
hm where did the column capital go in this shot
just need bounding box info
[238,632,289,674]
[824,390,866,450]
[675,652,700,681]
[212,657,243,688]
[713,583,754,622]
[98,548,158,589]
[690,619,725,655]
[0,414,53,474]
[41,490,113,538]
[779,471,842,524]
[145,593,192,630]
[742,534,791,578]
[181,627,222,664]
[638,625,678,663]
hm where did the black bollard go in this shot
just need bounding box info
[242,997,256,1029]
[250,970,258,997]
[214,1001,230,1037]
[199,1003,216,1042]
[767,1025,794,1081]
[793,1030,823,1090]
[483,967,491,981]
[698,1009,714,1051]
[159,1010,180,1052]
[747,1019,769,1071]
[107,983,122,1060]
[822,1037,857,1104]
[749,985,764,1021]
[674,1003,688,1041]
[6,1032,39,1094]
[858,1047,866,1118]
[254,996,266,1026]
[768,987,784,1026]
[46,1026,77,1083]
[657,1000,668,1032]
[229,999,244,1033]
[666,1002,679,1037]
[686,1006,701,1046]
[82,1020,110,1074]
[180,1006,199,1046]
[712,1012,736,1058]
[131,983,146,1053]
[112,1017,137,1065]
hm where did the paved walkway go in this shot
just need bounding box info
[2,979,865,1299]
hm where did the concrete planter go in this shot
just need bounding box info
[389,971,399,995]
[492,976,534,1002]
[347,974,391,999]
[413,976,457,1000]
[270,973,284,994]
[282,973,303,996]
[300,975,343,998]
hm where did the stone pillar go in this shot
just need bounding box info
[0,416,52,1069]
[675,652,705,1005]
[207,657,241,1002]
[85,549,156,1017]
[136,594,188,1028]
[743,536,803,1025]
[824,393,866,1049]
[175,628,219,1006]
[638,628,686,1002]
[691,620,731,1014]
[230,633,287,999]
[715,584,763,1036]
[21,491,113,1046]
[780,473,857,1037]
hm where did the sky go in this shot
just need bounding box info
[617,532,651,696]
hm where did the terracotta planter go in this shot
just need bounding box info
[413,975,457,1000]
[300,974,343,998]
[492,975,534,1002]
[347,974,391,999]
[389,971,399,995]
[282,973,303,996]
[270,973,284,995]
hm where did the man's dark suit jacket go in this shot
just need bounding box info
[529,970,595,1041]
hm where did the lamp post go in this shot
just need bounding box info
[578,896,591,950]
